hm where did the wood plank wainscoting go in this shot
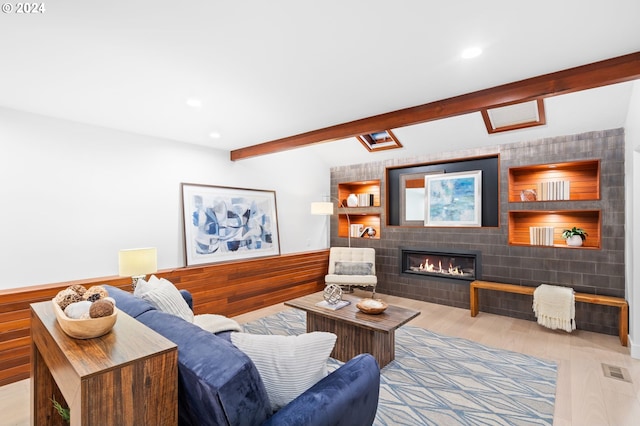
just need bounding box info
[0,249,329,387]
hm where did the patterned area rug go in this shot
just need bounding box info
[242,309,557,426]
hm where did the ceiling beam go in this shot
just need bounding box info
[230,51,640,161]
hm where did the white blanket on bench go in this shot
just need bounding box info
[533,284,576,333]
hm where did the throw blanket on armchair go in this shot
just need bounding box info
[533,284,576,333]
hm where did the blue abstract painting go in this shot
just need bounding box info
[425,170,482,226]
[182,184,280,265]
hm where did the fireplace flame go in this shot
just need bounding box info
[405,249,476,280]
[419,258,464,275]
[420,259,435,272]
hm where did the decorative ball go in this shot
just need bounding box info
[83,285,109,302]
[55,289,82,310]
[64,301,93,319]
[53,298,118,339]
[90,299,115,318]
[323,284,343,305]
[67,284,87,297]
[54,288,74,303]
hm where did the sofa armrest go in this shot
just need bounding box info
[263,353,380,426]
[179,289,193,310]
[138,309,271,426]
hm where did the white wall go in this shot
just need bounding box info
[624,80,640,359]
[0,108,331,290]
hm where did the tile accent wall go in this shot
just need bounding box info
[330,128,625,336]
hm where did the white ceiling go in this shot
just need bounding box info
[1,1,639,167]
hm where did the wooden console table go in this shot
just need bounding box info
[30,301,178,425]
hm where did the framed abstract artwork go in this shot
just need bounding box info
[181,183,280,265]
[424,170,482,227]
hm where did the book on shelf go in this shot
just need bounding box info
[350,223,364,237]
[355,193,375,207]
[536,180,570,201]
[529,226,555,246]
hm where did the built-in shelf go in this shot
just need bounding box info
[507,159,601,249]
[337,180,381,207]
[508,210,601,249]
[337,180,381,239]
[508,159,600,202]
[338,213,381,239]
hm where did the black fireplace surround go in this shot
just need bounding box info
[400,247,481,282]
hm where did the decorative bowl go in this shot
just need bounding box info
[51,299,118,339]
[356,298,388,315]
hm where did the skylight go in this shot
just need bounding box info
[481,99,546,134]
[357,130,403,152]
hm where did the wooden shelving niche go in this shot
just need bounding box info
[337,180,381,239]
[507,159,601,249]
[508,159,600,202]
[508,210,601,249]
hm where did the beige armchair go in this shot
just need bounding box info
[325,247,377,294]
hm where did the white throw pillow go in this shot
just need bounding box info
[134,275,194,323]
[230,331,337,412]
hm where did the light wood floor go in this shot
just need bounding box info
[3,290,639,425]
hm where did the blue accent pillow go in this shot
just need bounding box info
[334,262,373,275]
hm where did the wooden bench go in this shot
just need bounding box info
[470,280,629,346]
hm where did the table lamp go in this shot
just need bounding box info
[118,247,157,289]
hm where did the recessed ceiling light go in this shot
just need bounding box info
[209,132,221,139]
[461,47,482,59]
[186,98,203,108]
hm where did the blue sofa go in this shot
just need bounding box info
[105,285,380,426]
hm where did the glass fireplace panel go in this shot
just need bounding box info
[402,248,479,281]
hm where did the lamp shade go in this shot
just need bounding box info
[311,201,334,215]
[118,247,157,277]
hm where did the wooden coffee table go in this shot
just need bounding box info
[285,292,420,368]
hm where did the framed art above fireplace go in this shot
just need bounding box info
[424,170,482,227]
[386,155,499,227]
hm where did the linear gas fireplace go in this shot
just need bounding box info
[400,247,481,282]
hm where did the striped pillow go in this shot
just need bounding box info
[134,275,194,323]
[230,331,337,411]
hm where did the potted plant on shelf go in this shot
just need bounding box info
[562,227,588,247]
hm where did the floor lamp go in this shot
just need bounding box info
[310,197,351,248]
